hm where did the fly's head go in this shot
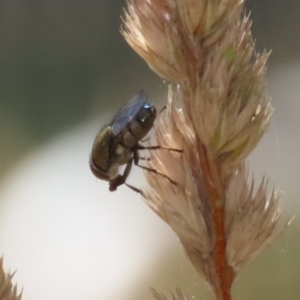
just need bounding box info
[120,98,157,148]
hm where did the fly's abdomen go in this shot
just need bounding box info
[90,126,113,180]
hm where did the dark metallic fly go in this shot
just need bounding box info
[89,91,180,194]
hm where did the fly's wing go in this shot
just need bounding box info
[110,91,148,136]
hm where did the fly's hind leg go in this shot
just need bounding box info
[109,159,133,192]
[125,183,145,197]
[109,158,144,196]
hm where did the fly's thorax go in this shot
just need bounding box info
[121,103,156,148]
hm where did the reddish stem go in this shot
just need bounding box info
[198,139,235,300]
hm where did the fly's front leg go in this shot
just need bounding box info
[159,105,166,114]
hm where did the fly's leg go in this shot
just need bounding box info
[139,157,151,161]
[159,105,166,114]
[109,159,133,192]
[133,148,178,185]
[140,136,151,143]
[136,164,177,185]
[109,158,144,196]
[133,148,140,165]
[137,144,182,153]
[125,183,145,197]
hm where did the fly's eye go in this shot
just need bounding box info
[138,111,149,123]
[138,104,156,124]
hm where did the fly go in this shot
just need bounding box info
[89,91,180,194]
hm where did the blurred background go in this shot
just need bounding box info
[0,0,299,299]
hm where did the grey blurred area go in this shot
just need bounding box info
[0,0,299,178]
[0,0,162,178]
[247,1,300,64]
